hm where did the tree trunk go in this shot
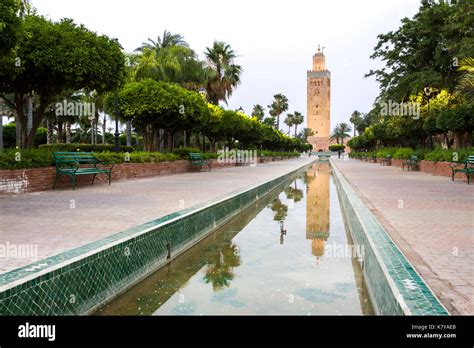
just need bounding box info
[102,115,106,144]
[183,130,187,147]
[294,125,298,137]
[126,120,132,147]
[0,115,3,152]
[168,130,175,152]
[57,122,63,143]
[65,121,71,144]
[16,115,21,147]
[46,119,53,144]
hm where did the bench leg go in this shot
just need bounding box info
[71,176,76,190]
[108,172,112,185]
[91,174,97,185]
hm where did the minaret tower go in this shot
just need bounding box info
[307,44,331,151]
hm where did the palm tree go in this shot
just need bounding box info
[296,127,315,142]
[330,123,352,145]
[251,104,265,122]
[204,41,242,105]
[267,93,288,130]
[284,114,294,134]
[454,57,474,99]
[349,110,362,137]
[135,30,188,54]
[338,122,352,144]
[263,117,275,127]
[292,111,304,137]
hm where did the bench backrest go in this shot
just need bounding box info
[188,152,203,161]
[465,155,474,167]
[411,155,418,161]
[53,152,98,164]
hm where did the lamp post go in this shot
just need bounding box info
[114,92,120,153]
[198,87,207,152]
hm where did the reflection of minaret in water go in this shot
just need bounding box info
[306,161,330,263]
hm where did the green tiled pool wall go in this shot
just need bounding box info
[0,163,311,315]
[331,160,448,315]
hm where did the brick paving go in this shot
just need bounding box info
[332,158,474,314]
[0,157,313,274]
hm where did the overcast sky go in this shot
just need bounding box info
[29,0,420,132]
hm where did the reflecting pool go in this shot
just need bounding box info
[96,162,374,315]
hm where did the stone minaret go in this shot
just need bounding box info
[307,45,331,151]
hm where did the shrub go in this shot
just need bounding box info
[0,149,54,169]
[375,148,396,158]
[172,147,201,159]
[329,144,345,152]
[2,124,48,148]
[39,143,135,152]
[392,148,414,159]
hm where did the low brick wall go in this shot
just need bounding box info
[0,157,293,195]
[363,159,467,182]
[0,160,240,195]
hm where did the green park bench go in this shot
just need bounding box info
[53,152,114,190]
[402,155,420,171]
[368,154,377,163]
[451,155,474,185]
[188,152,212,172]
[380,154,392,166]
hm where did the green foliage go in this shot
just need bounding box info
[423,147,474,163]
[172,146,201,158]
[392,148,415,160]
[366,1,473,101]
[0,14,126,148]
[118,79,208,151]
[94,151,180,164]
[0,149,54,169]
[39,143,135,152]
[0,0,21,59]
[2,123,17,148]
[259,151,300,158]
[329,144,345,152]
[2,123,47,148]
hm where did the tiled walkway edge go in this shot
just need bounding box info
[331,159,448,315]
[0,160,313,315]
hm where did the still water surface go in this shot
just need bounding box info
[96,162,373,315]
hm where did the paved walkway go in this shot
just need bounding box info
[0,157,314,274]
[332,158,474,314]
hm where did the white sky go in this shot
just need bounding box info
[28,0,420,132]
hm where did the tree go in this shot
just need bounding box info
[135,30,188,53]
[0,0,21,59]
[268,93,288,130]
[204,41,242,105]
[365,1,473,102]
[0,15,125,148]
[297,127,314,143]
[292,111,304,137]
[454,57,474,100]
[263,117,275,127]
[349,110,362,136]
[251,104,265,122]
[284,113,294,134]
[330,123,352,145]
[118,79,207,152]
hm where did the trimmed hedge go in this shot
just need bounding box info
[350,147,474,162]
[329,144,345,152]
[39,143,135,153]
[0,149,54,169]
